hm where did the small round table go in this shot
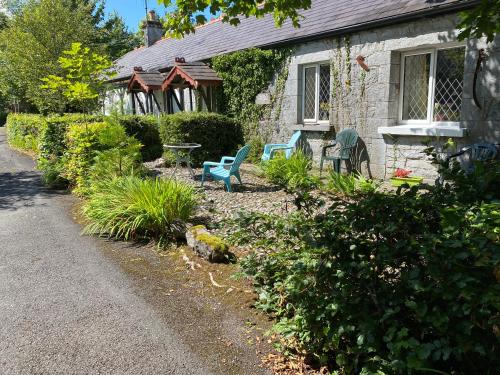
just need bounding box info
[163,143,202,179]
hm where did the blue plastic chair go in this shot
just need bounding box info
[261,131,302,161]
[201,145,251,192]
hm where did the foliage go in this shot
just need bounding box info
[261,151,318,192]
[158,0,311,38]
[83,176,198,245]
[118,115,162,161]
[327,171,379,197]
[158,112,243,167]
[99,11,142,60]
[0,0,100,112]
[458,0,500,43]
[246,135,265,164]
[64,118,141,195]
[233,156,500,373]
[5,113,44,151]
[41,42,115,114]
[393,168,412,178]
[211,48,290,139]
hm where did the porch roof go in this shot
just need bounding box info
[127,71,165,93]
[161,62,222,90]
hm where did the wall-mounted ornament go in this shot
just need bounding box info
[356,55,370,72]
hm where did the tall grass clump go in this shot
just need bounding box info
[261,151,319,191]
[327,171,379,197]
[83,176,198,245]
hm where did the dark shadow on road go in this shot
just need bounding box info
[0,171,66,211]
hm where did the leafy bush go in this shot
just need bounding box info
[261,151,319,192]
[64,118,141,195]
[233,160,500,374]
[83,176,198,244]
[327,171,379,197]
[158,112,243,167]
[5,113,45,152]
[38,157,69,189]
[246,135,265,164]
[118,115,162,161]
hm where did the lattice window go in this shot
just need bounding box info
[319,65,331,121]
[433,48,465,122]
[402,54,430,121]
[302,64,331,122]
[399,46,465,125]
[304,66,316,120]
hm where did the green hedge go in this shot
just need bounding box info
[158,112,243,166]
[118,115,162,161]
[5,114,45,152]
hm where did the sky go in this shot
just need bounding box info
[104,0,169,31]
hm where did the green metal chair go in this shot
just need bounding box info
[320,129,358,175]
[201,145,251,192]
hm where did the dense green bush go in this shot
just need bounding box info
[231,160,500,374]
[5,113,45,152]
[158,112,243,166]
[117,115,162,161]
[261,151,319,192]
[83,176,198,245]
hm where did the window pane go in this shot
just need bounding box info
[433,47,465,122]
[304,67,316,120]
[402,53,431,121]
[319,65,330,121]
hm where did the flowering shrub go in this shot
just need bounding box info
[393,168,412,178]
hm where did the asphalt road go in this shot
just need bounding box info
[0,127,220,374]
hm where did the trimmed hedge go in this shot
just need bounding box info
[5,114,45,152]
[158,112,243,166]
[118,115,162,161]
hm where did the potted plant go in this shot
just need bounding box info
[390,168,424,187]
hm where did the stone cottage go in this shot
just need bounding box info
[106,0,499,180]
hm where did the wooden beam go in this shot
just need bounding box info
[171,89,182,111]
[131,92,136,115]
[199,88,209,111]
[189,88,193,111]
[134,92,146,114]
[152,93,162,113]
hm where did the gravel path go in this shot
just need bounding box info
[145,158,297,225]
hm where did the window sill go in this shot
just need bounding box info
[378,125,466,137]
[292,123,334,132]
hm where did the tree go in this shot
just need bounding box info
[158,0,311,37]
[41,42,115,114]
[100,12,142,60]
[458,0,500,43]
[0,0,103,112]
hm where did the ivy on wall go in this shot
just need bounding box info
[211,48,291,141]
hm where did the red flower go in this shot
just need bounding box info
[393,168,412,178]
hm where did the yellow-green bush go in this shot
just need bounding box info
[5,113,45,152]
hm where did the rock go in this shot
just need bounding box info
[186,225,230,263]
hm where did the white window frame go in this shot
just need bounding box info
[302,63,330,124]
[398,46,465,128]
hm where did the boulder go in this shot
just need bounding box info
[186,225,230,263]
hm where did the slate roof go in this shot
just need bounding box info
[113,0,476,81]
[162,62,222,90]
[127,71,165,92]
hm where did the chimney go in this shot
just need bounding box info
[142,10,164,47]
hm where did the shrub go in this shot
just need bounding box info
[83,176,198,245]
[64,118,140,195]
[234,161,500,374]
[5,113,45,152]
[158,112,243,166]
[118,115,162,161]
[261,151,319,192]
[327,171,379,197]
[246,135,265,164]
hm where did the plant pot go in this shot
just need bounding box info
[390,176,424,187]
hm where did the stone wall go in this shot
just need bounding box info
[271,13,499,180]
